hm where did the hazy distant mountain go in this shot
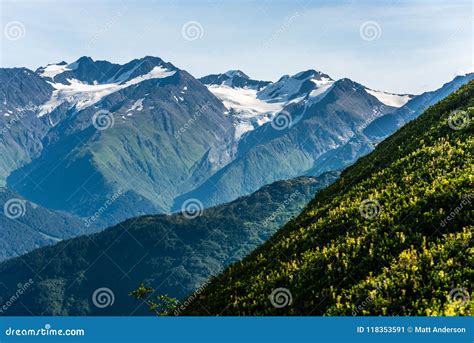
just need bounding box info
[364,73,474,140]
[0,173,337,315]
[308,72,474,176]
[0,187,83,262]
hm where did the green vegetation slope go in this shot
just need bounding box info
[0,173,336,315]
[182,81,474,316]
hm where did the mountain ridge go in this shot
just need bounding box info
[1,56,472,260]
[0,172,338,315]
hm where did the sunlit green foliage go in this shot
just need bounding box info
[130,284,178,316]
[182,81,474,316]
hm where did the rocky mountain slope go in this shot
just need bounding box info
[174,76,406,209]
[6,56,236,226]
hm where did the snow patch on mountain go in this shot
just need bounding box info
[295,81,336,117]
[127,98,144,115]
[258,70,333,103]
[207,85,285,139]
[365,89,413,107]
[38,66,175,117]
[309,81,335,99]
[37,62,78,79]
[209,85,284,115]
[205,70,336,139]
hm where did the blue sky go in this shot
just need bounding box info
[1,0,472,94]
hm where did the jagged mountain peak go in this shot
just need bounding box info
[74,55,94,64]
[257,68,334,102]
[35,55,179,116]
[293,69,333,81]
[223,69,249,79]
[35,55,177,86]
[199,70,269,90]
[106,55,177,84]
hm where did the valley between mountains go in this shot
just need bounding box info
[0,55,472,316]
[1,56,472,261]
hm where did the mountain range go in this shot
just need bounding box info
[0,172,336,315]
[0,55,472,260]
[6,56,234,224]
[0,54,472,318]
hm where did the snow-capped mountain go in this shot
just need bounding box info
[5,56,236,228]
[1,55,472,260]
[36,56,178,116]
[174,72,473,209]
[199,70,270,90]
[257,69,334,102]
[174,77,397,209]
[200,69,337,139]
[199,68,414,141]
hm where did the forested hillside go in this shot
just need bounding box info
[0,188,84,261]
[0,173,336,315]
[182,81,474,316]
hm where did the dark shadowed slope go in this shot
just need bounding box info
[0,172,337,315]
